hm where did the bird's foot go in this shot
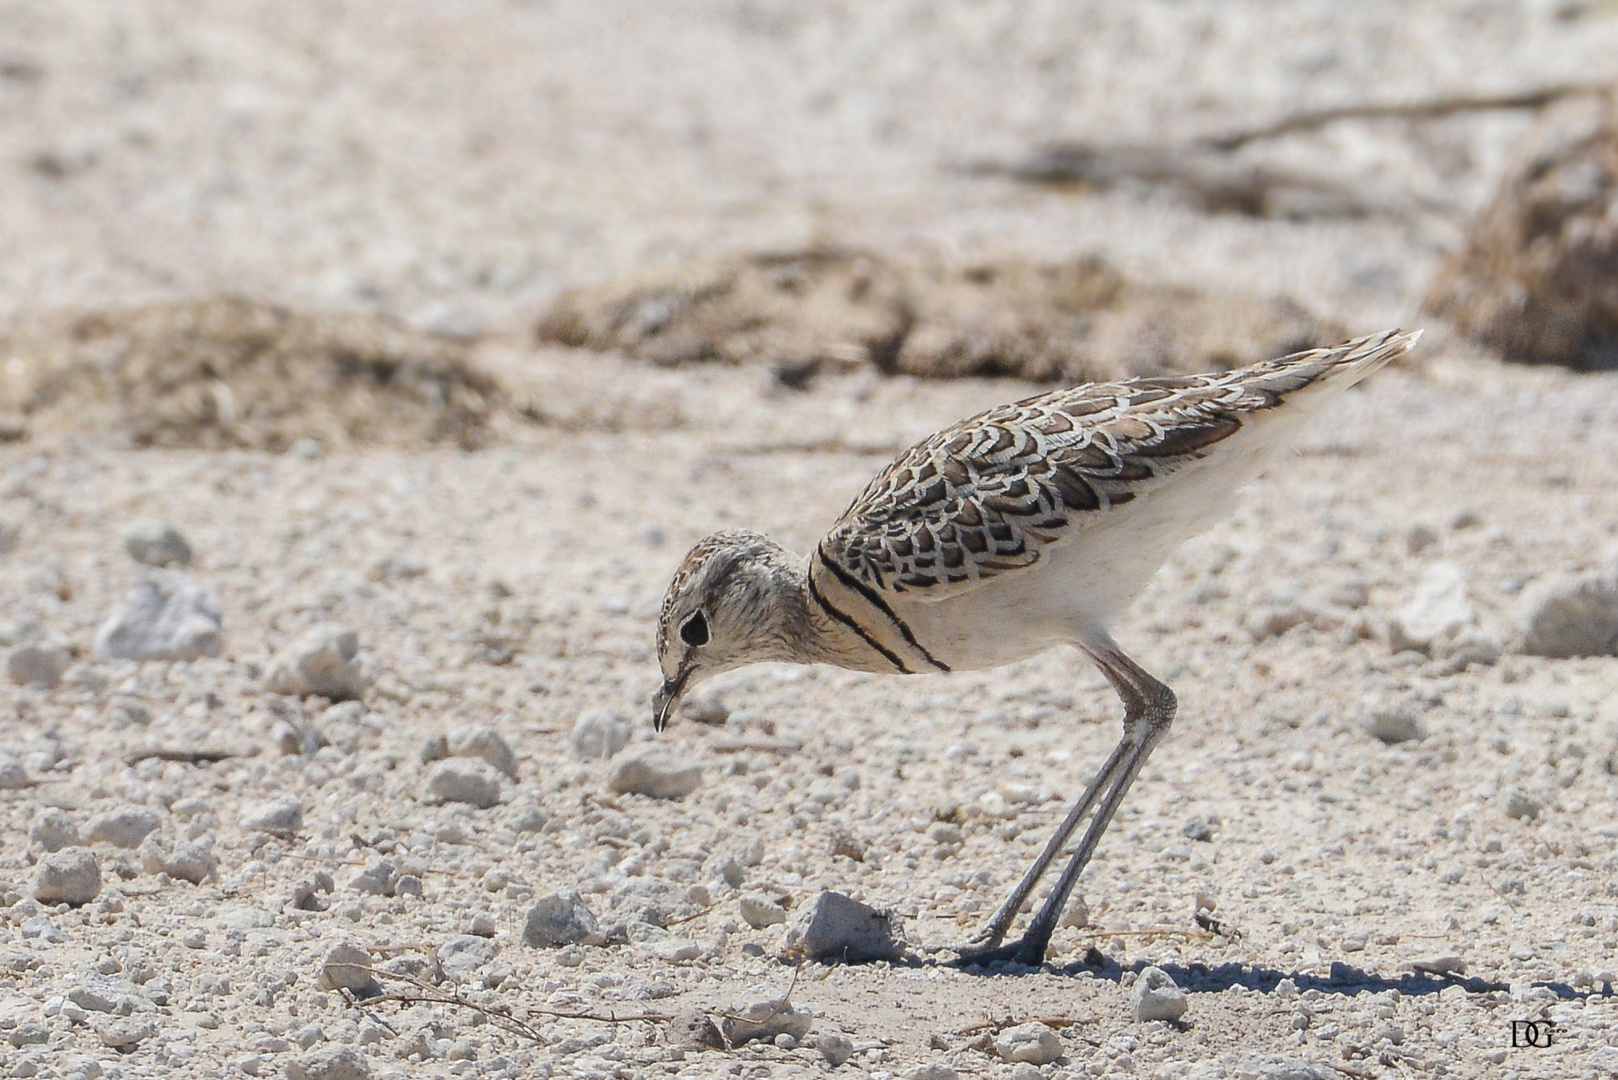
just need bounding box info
[947,936,1047,970]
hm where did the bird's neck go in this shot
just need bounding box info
[774,553,909,674]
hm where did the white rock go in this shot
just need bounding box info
[425,758,504,808]
[241,796,304,837]
[348,859,399,896]
[447,723,518,779]
[6,642,70,688]
[123,520,192,567]
[1386,562,1475,655]
[901,1066,958,1080]
[437,935,498,980]
[33,848,100,905]
[739,893,788,928]
[320,942,374,992]
[0,757,28,790]
[94,572,224,662]
[1516,567,1618,657]
[264,622,370,700]
[569,710,630,761]
[993,1021,1064,1065]
[94,1016,158,1050]
[1499,788,1543,821]
[84,806,162,849]
[1131,965,1189,1022]
[607,746,701,799]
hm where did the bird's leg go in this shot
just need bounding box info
[956,639,1176,967]
[949,735,1135,951]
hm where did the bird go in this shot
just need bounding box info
[651,328,1419,966]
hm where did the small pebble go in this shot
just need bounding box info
[123,519,193,567]
[84,806,161,849]
[320,942,374,992]
[6,642,70,688]
[264,622,369,700]
[425,758,504,808]
[816,1033,854,1067]
[1131,965,1189,1022]
[241,795,304,837]
[29,807,79,852]
[785,891,904,962]
[94,572,224,662]
[523,890,601,948]
[570,710,630,761]
[447,723,519,779]
[739,893,788,928]
[607,746,702,799]
[993,1022,1063,1065]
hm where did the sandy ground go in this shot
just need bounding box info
[2,2,1618,1080]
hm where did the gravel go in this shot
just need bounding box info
[436,934,499,980]
[739,892,788,928]
[141,836,219,884]
[718,995,815,1046]
[93,571,224,661]
[424,757,504,808]
[347,860,399,897]
[1131,965,1190,1022]
[569,709,631,761]
[94,1016,159,1050]
[1359,699,1428,745]
[1385,562,1476,655]
[123,519,193,567]
[606,746,702,798]
[32,848,100,905]
[784,890,904,963]
[816,1033,855,1067]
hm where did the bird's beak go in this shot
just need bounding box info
[652,675,685,733]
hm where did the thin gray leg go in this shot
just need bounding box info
[957,638,1176,966]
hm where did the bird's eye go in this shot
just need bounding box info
[680,611,710,647]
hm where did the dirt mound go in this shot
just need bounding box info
[1426,88,1618,369]
[538,249,1342,385]
[1,296,505,449]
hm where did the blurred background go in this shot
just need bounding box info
[3,0,1618,443]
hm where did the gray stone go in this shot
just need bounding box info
[123,520,192,568]
[447,724,518,779]
[106,695,151,727]
[290,872,336,911]
[1359,699,1427,745]
[607,746,702,799]
[1254,1061,1337,1080]
[33,849,99,906]
[719,996,814,1046]
[320,942,374,992]
[784,891,904,962]
[264,622,370,700]
[1517,568,1618,657]
[6,642,70,688]
[348,859,399,896]
[0,757,28,790]
[425,758,503,808]
[1386,562,1476,655]
[680,688,730,725]
[94,1016,158,1050]
[993,1021,1064,1065]
[394,874,423,898]
[142,836,218,884]
[1057,893,1090,930]
[94,573,224,662]
[1500,788,1543,821]
[816,1032,854,1067]
[569,710,630,761]
[284,1044,371,1080]
[739,893,788,929]
[522,891,601,948]
[84,807,161,849]
[1132,965,1189,1022]
[30,807,78,852]
[437,935,498,980]
[241,796,303,837]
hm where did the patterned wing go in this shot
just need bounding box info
[818,370,1280,599]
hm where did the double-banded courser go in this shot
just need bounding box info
[653,329,1419,965]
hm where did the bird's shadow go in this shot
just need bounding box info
[935,954,1600,1002]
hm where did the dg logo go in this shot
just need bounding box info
[1510,1020,1557,1048]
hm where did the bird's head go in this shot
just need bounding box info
[652,529,803,731]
